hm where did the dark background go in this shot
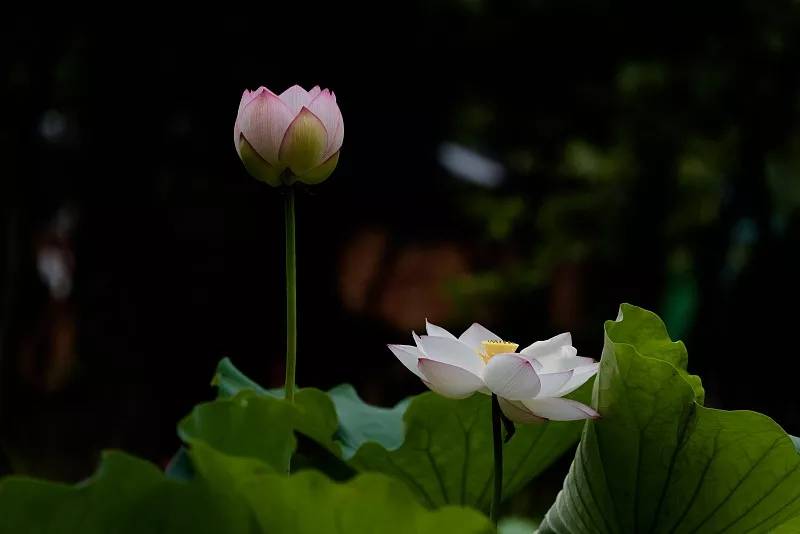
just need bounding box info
[2,2,799,504]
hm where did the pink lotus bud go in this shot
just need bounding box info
[234,85,343,187]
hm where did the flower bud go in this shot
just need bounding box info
[234,85,343,186]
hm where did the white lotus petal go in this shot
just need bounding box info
[537,370,574,397]
[498,397,546,424]
[534,353,595,373]
[417,335,485,375]
[413,331,425,355]
[458,323,501,352]
[388,344,424,379]
[425,320,457,339]
[418,358,484,399]
[521,397,599,421]
[520,332,573,361]
[483,354,541,400]
[560,345,578,358]
[556,362,600,396]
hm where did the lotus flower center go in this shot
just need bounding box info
[480,340,519,362]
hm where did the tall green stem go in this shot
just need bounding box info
[490,393,503,524]
[284,187,297,403]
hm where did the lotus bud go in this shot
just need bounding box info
[234,85,343,186]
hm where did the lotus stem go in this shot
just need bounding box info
[284,187,297,403]
[490,393,503,524]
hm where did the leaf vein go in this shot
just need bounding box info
[685,435,783,534]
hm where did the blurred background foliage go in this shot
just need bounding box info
[2,1,800,516]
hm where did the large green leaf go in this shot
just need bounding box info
[604,304,705,403]
[350,384,591,511]
[773,514,800,533]
[178,389,341,473]
[189,440,494,533]
[212,356,272,398]
[499,517,541,534]
[210,357,589,511]
[538,303,800,533]
[0,451,257,533]
[327,384,410,459]
[165,446,194,481]
[212,358,411,454]
[0,447,493,533]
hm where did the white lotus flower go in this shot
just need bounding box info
[388,321,600,422]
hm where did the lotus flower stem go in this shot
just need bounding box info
[490,393,503,524]
[284,187,297,403]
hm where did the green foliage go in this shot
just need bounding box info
[538,304,800,533]
[327,384,410,459]
[14,306,800,531]
[211,357,272,398]
[0,452,257,534]
[0,356,497,532]
[189,442,493,533]
[178,389,340,473]
[349,385,590,511]
[211,356,588,512]
[604,304,704,403]
[0,447,493,534]
[498,517,540,534]
[773,515,800,534]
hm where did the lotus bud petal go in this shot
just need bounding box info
[234,84,343,186]
[278,107,328,176]
[297,151,340,185]
[237,134,282,187]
